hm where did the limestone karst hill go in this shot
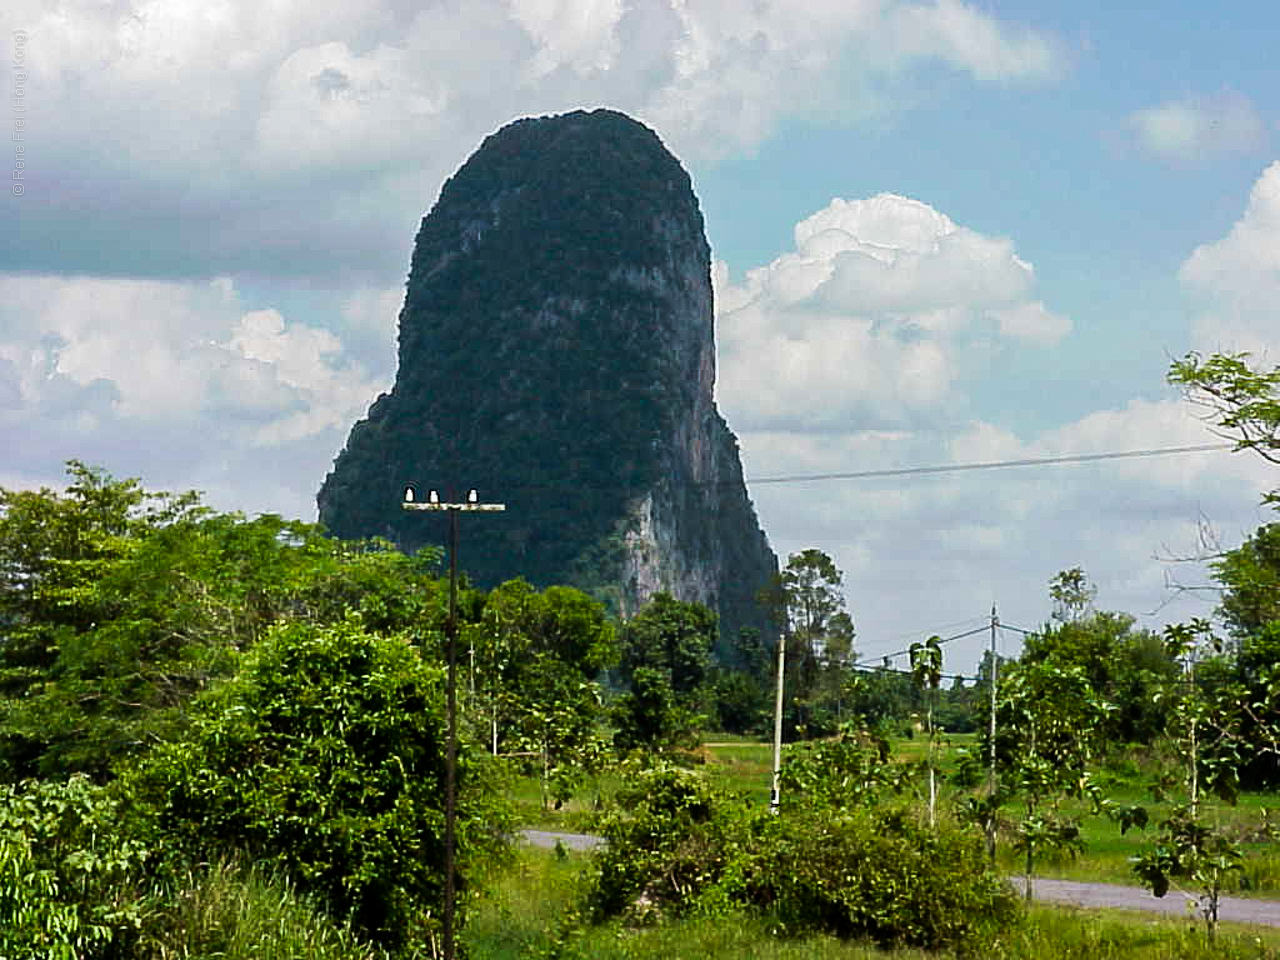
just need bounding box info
[318,108,776,645]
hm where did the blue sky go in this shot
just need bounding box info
[3,0,1278,672]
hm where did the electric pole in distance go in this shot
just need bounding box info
[402,486,505,960]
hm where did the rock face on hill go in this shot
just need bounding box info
[318,109,776,644]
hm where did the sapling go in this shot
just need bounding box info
[1132,620,1253,942]
[994,660,1110,899]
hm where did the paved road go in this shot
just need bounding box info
[518,830,1280,927]
[1013,876,1280,927]
[520,828,604,852]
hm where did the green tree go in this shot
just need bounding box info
[0,464,444,783]
[1169,350,1280,504]
[910,636,943,825]
[1049,566,1096,622]
[619,592,715,696]
[1213,522,1280,640]
[127,615,509,952]
[1021,569,1177,745]
[845,659,920,732]
[469,580,614,805]
[993,659,1111,897]
[760,549,857,737]
[613,593,716,750]
[1132,620,1259,941]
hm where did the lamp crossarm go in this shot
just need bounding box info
[402,503,506,512]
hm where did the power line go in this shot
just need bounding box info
[850,624,990,671]
[998,622,1038,637]
[849,664,978,683]
[868,614,991,650]
[745,442,1232,486]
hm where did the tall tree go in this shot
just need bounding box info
[469,580,615,804]
[1169,351,1280,505]
[619,592,715,696]
[1021,569,1176,745]
[1213,522,1280,640]
[1049,566,1096,622]
[613,593,716,750]
[760,549,857,737]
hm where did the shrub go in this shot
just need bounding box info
[759,808,1019,952]
[588,761,754,923]
[0,774,151,960]
[126,615,509,952]
[776,725,902,810]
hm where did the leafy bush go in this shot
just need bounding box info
[0,774,151,960]
[760,809,1018,952]
[589,762,755,923]
[0,462,445,784]
[776,725,902,810]
[127,615,510,952]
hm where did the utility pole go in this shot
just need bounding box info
[986,602,999,859]
[403,487,505,960]
[770,622,787,811]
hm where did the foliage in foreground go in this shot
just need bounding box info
[0,461,445,784]
[586,761,1018,953]
[0,774,150,959]
[145,858,383,960]
[127,616,511,953]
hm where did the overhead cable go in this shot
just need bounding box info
[746,442,1232,486]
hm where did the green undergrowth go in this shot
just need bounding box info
[143,859,385,960]
[467,848,1280,960]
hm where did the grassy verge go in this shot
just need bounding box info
[143,858,382,960]
[465,847,1280,960]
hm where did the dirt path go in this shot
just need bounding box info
[518,830,1280,927]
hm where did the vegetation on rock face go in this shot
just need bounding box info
[317,108,776,643]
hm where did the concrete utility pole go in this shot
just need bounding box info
[402,487,505,960]
[770,623,787,811]
[987,602,999,860]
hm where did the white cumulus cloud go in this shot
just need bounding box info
[715,193,1071,433]
[1130,91,1264,163]
[0,273,390,516]
[1181,160,1280,359]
